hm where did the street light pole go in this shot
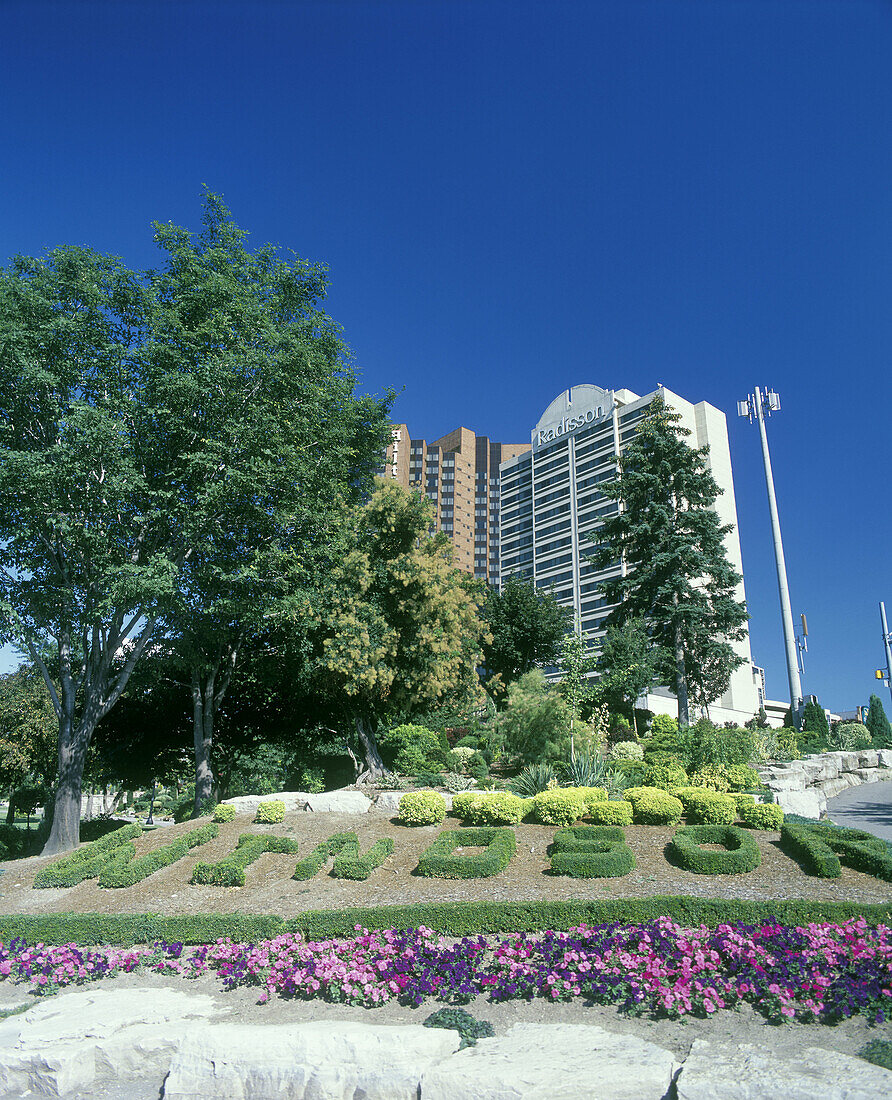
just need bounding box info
[880,601,892,710]
[738,387,803,725]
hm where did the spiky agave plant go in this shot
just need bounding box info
[509,763,557,796]
[559,750,609,788]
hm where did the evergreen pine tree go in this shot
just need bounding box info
[866,694,892,749]
[592,395,748,726]
[801,698,830,745]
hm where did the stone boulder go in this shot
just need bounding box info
[421,1023,677,1100]
[0,985,224,1097]
[676,1038,892,1100]
[302,790,373,813]
[374,790,454,813]
[772,787,825,819]
[163,1021,460,1099]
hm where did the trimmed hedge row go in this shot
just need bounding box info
[99,823,219,888]
[780,821,892,880]
[293,832,394,881]
[415,828,516,879]
[33,825,143,889]
[190,833,301,887]
[549,826,635,878]
[668,825,762,875]
[4,895,892,947]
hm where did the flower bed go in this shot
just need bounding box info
[2,916,891,1025]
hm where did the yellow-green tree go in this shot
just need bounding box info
[314,481,489,780]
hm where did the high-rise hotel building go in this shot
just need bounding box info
[499,384,760,724]
[381,424,529,584]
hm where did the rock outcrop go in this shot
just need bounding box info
[758,749,892,817]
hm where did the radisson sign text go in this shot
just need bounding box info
[535,405,606,447]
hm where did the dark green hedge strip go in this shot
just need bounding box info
[191,833,300,887]
[99,823,219,889]
[549,826,635,879]
[293,833,395,881]
[668,825,761,875]
[33,825,143,889]
[780,822,892,881]
[4,896,892,947]
[415,828,516,879]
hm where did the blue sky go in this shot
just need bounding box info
[1,0,890,714]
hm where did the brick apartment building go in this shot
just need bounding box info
[381,424,529,585]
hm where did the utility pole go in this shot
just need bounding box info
[880,601,892,710]
[738,387,803,725]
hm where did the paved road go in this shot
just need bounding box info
[826,779,892,842]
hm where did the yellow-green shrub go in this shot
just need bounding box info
[622,786,684,825]
[688,766,730,792]
[532,789,586,827]
[732,792,757,812]
[643,763,688,790]
[588,800,633,826]
[398,790,446,826]
[254,800,285,824]
[213,804,236,823]
[452,792,526,826]
[563,786,607,816]
[680,789,736,826]
[739,801,784,830]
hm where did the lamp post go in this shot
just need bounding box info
[738,387,804,725]
[880,602,892,710]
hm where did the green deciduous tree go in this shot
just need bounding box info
[0,193,388,852]
[0,665,57,821]
[495,669,571,764]
[591,395,748,727]
[479,575,571,697]
[866,694,892,749]
[313,480,489,779]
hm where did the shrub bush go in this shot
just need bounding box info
[423,1007,494,1049]
[643,763,688,790]
[293,832,394,881]
[668,825,761,875]
[608,759,647,787]
[532,789,586,827]
[213,804,236,822]
[738,802,784,830]
[829,723,873,751]
[678,789,737,826]
[688,765,731,792]
[33,824,143,889]
[5,897,892,947]
[451,792,526,826]
[190,833,300,887]
[780,821,892,881]
[379,723,448,775]
[622,787,683,825]
[588,800,633,826]
[722,764,763,792]
[99,823,219,888]
[687,720,756,770]
[415,827,516,879]
[398,790,446,826]
[731,793,757,812]
[254,800,285,824]
[549,826,635,878]
[609,741,643,761]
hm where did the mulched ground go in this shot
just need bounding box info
[2,808,890,917]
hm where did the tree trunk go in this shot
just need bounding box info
[42,710,91,856]
[191,669,216,816]
[354,715,387,783]
[674,623,690,728]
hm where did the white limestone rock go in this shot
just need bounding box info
[676,1039,892,1100]
[0,985,223,1097]
[855,749,880,768]
[222,792,309,815]
[421,1023,677,1100]
[163,1021,460,1100]
[772,787,825,819]
[302,790,373,813]
[877,749,892,767]
[374,790,404,813]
